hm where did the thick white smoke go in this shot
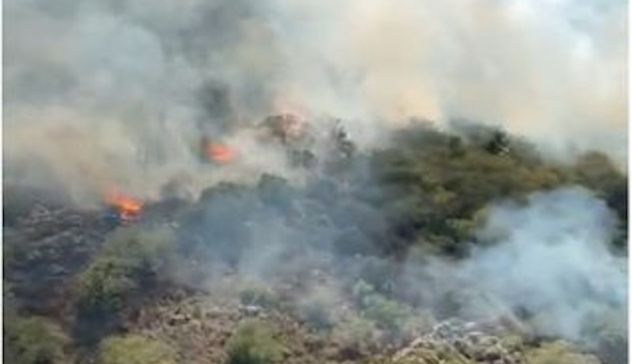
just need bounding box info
[414,187,627,341]
[4,0,627,205]
[261,0,627,152]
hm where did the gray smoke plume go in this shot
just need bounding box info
[409,186,627,342]
[4,0,627,206]
[4,0,627,355]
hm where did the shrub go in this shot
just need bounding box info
[352,280,412,334]
[226,320,284,364]
[4,316,71,364]
[357,258,395,294]
[370,125,575,256]
[362,295,411,333]
[296,300,333,332]
[76,256,138,314]
[97,334,176,364]
[99,227,176,271]
[525,341,600,364]
[77,227,176,315]
[331,314,380,354]
[351,280,375,302]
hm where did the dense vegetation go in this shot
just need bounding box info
[4,123,627,364]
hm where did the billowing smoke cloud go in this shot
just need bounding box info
[164,157,626,344]
[409,187,627,341]
[4,0,626,205]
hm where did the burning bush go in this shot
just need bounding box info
[104,191,143,223]
[3,122,627,364]
[201,137,238,165]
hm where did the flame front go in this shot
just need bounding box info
[105,191,143,222]
[206,143,237,164]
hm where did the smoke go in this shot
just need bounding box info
[4,0,627,204]
[164,152,626,344]
[408,186,627,341]
[4,0,627,349]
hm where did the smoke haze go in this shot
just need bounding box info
[3,3,629,363]
[408,187,627,341]
[4,0,627,205]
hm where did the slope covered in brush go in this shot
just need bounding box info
[3,123,627,364]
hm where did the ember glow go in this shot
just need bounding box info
[204,141,237,165]
[2,1,627,363]
[105,191,143,222]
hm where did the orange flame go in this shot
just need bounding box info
[105,191,143,222]
[206,143,237,164]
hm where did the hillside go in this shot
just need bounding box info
[4,123,627,364]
